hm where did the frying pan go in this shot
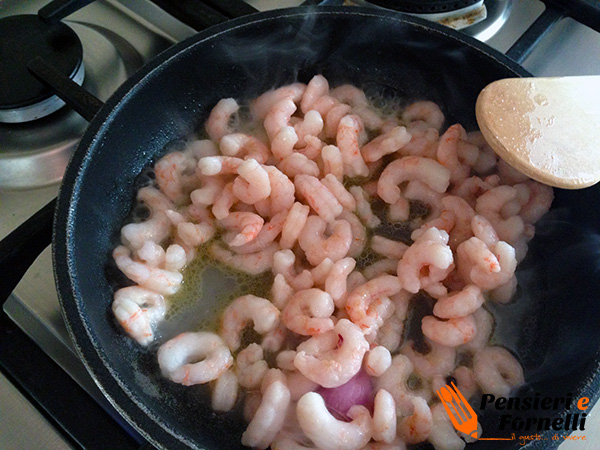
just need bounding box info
[7,6,600,450]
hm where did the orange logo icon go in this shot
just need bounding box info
[437,382,480,440]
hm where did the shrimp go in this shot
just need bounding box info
[377,156,450,205]
[372,389,397,444]
[364,346,392,378]
[219,133,270,163]
[265,97,297,140]
[113,245,183,295]
[460,306,494,353]
[232,159,271,204]
[157,331,233,386]
[340,211,368,258]
[402,100,445,131]
[349,185,382,229]
[321,144,344,180]
[374,354,414,413]
[242,369,291,450]
[324,104,352,140]
[154,151,196,204]
[437,124,471,184]
[190,174,226,206]
[421,314,477,347]
[260,164,296,216]
[112,286,166,346]
[280,202,310,249]
[120,186,173,250]
[301,75,330,113]
[278,153,320,178]
[294,109,324,146]
[401,339,456,380]
[518,180,554,224]
[396,227,454,298]
[250,82,306,119]
[231,211,287,254]
[273,249,313,291]
[236,343,269,389]
[219,211,264,247]
[271,126,299,161]
[294,319,369,388]
[206,98,239,142]
[296,392,372,450]
[363,259,399,281]
[336,115,370,178]
[197,155,244,176]
[321,173,357,211]
[211,369,238,412]
[428,403,466,450]
[361,126,412,162]
[324,257,357,305]
[398,396,433,444]
[209,242,279,275]
[282,288,335,336]
[473,346,524,397]
[371,236,409,260]
[221,294,280,351]
[345,274,402,334]
[433,284,484,319]
[298,215,352,266]
[294,174,343,223]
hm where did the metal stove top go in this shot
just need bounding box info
[1,0,599,448]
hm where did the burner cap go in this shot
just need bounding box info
[0,14,84,123]
[367,0,481,14]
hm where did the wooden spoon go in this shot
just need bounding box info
[475,76,600,189]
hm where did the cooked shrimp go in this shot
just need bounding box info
[294,319,369,388]
[456,237,517,291]
[265,97,297,140]
[330,84,368,107]
[401,339,456,380]
[280,202,310,249]
[112,286,166,346]
[271,126,299,161]
[372,389,397,444]
[324,104,353,140]
[321,144,344,180]
[157,331,233,386]
[250,82,306,119]
[473,346,524,397]
[190,174,226,206]
[298,215,352,266]
[282,288,335,336]
[321,173,356,211]
[365,346,392,378]
[211,369,238,412]
[518,180,554,224]
[219,133,270,163]
[311,257,334,286]
[295,109,324,146]
[198,155,244,176]
[421,314,477,347]
[402,100,444,131]
[398,396,433,444]
[460,306,494,353]
[345,274,402,334]
[296,392,372,450]
[361,126,411,162]
[377,156,450,205]
[374,354,414,414]
[209,241,279,275]
[278,153,320,178]
[339,211,368,258]
[232,159,271,204]
[437,124,471,184]
[236,343,269,389]
[428,403,466,450]
[336,115,370,178]
[433,284,484,319]
[371,235,409,260]
[242,370,291,449]
[324,257,357,305]
[154,151,196,204]
[221,294,280,351]
[301,75,330,113]
[219,211,264,247]
[206,98,239,142]
[349,185,382,229]
[396,227,454,298]
[113,245,183,295]
[271,274,295,310]
[363,259,400,281]
[294,174,343,223]
[260,164,296,216]
[232,211,287,254]
[273,249,313,291]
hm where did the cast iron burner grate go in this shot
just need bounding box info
[0,15,84,123]
[367,0,480,14]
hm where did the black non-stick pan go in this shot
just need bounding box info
[6,6,600,450]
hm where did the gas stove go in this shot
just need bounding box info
[1,0,599,448]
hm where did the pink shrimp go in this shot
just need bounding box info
[250,82,306,119]
[321,144,344,181]
[206,98,239,142]
[421,314,477,347]
[219,133,270,163]
[278,153,320,178]
[402,100,445,131]
[361,126,412,162]
[298,215,353,266]
[282,288,335,336]
[433,284,484,319]
[294,174,343,223]
[219,211,264,247]
[264,97,297,140]
[154,151,197,204]
[280,202,310,249]
[208,242,279,275]
[336,115,370,178]
[301,75,330,113]
[232,159,271,204]
[320,173,356,211]
[112,286,166,346]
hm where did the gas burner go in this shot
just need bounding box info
[0,15,85,124]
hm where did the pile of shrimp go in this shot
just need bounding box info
[111,75,554,450]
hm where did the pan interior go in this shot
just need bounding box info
[55,7,600,450]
